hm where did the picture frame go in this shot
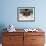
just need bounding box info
[17,7,35,22]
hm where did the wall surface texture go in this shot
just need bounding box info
[0,0,46,30]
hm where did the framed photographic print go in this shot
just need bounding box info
[17,7,35,22]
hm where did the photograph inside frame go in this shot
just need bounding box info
[17,7,35,21]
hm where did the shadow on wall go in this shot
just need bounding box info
[0,24,7,43]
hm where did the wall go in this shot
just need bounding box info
[0,0,46,30]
